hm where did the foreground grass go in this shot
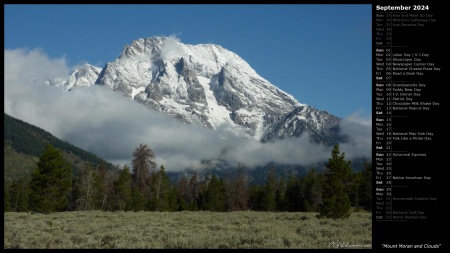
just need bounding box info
[4,211,371,249]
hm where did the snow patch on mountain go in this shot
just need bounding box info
[131,87,146,99]
[197,76,234,128]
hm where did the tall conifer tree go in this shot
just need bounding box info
[204,175,226,212]
[29,144,72,213]
[317,145,352,219]
[114,165,132,211]
[132,144,157,199]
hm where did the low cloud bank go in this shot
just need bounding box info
[5,48,371,171]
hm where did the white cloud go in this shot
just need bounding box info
[4,48,371,172]
[5,48,70,132]
[338,110,372,159]
[160,35,181,60]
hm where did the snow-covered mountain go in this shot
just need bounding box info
[46,63,102,90]
[48,36,341,144]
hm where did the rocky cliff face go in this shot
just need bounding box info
[48,36,341,144]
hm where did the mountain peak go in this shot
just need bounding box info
[120,36,168,59]
[45,63,101,90]
[46,36,341,144]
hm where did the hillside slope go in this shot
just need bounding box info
[4,113,114,181]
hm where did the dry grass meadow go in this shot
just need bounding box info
[4,210,372,249]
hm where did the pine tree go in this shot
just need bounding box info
[275,176,287,211]
[204,175,226,212]
[317,145,352,219]
[165,186,179,212]
[248,184,264,211]
[132,144,157,199]
[29,144,72,213]
[130,187,145,211]
[225,163,249,211]
[188,170,200,211]
[114,165,132,211]
[358,162,372,211]
[300,168,324,212]
[10,177,31,212]
[284,173,302,212]
[349,170,363,210]
[260,168,277,211]
[176,174,190,211]
[152,165,172,211]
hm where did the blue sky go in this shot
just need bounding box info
[4,4,371,119]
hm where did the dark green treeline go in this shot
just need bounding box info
[4,143,372,219]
